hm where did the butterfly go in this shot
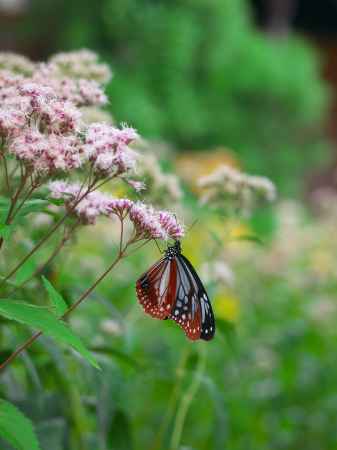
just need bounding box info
[136,240,215,341]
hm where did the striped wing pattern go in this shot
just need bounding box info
[136,243,215,341]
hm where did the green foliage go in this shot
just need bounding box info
[0,300,99,369]
[0,400,40,450]
[20,0,330,194]
[42,277,68,317]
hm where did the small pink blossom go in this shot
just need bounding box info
[0,109,26,137]
[129,202,167,240]
[106,198,133,217]
[83,123,139,176]
[48,49,112,84]
[33,65,107,107]
[48,180,80,199]
[49,181,111,224]
[158,211,185,239]
[75,191,111,224]
[9,130,83,174]
[39,99,82,134]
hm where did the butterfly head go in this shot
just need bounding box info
[165,240,181,260]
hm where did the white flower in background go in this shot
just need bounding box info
[48,49,112,84]
[137,152,183,205]
[201,260,235,287]
[198,164,276,215]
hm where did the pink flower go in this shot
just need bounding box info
[49,181,111,225]
[83,123,139,176]
[158,211,185,239]
[33,65,107,107]
[106,198,133,218]
[48,180,80,199]
[129,202,167,240]
[0,109,26,137]
[48,49,112,84]
[9,130,83,174]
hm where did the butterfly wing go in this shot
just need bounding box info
[136,257,177,319]
[169,254,215,341]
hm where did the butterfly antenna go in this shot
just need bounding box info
[186,219,199,233]
[154,239,164,254]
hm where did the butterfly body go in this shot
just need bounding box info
[136,241,215,341]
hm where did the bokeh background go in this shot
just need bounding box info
[2,1,337,449]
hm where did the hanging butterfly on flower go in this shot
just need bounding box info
[136,240,215,341]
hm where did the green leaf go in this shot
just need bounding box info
[0,224,14,241]
[0,196,10,206]
[15,258,38,285]
[17,199,50,217]
[42,276,68,317]
[47,197,65,206]
[0,300,100,369]
[0,399,41,450]
[0,200,10,224]
[92,346,141,369]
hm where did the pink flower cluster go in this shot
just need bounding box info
[19,82,82,133]
[48,181,184,239]
[49,180,111,224]
[83,123,139,176]
[32,65,108,107]
[0,79,84,175]
[128,203,185,240]
[48,49,112,84]
[0,52,138,179]
[9,131,82,174]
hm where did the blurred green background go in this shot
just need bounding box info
[2,0,337,449]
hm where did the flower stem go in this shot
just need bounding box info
[0,186,93,288]
[0,248,125,371]
[0,169,30,251]
[8,221,80,294]
[169,345,206,450]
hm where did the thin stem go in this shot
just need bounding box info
[0,169,30,250]
[169,345,206,450]
[9,184,37,223]
[9,221,80,294]
[0,186,93,288]
[124,238,152,257]
[151,348,190,450]
[6,170,29,222]
[119,217,124,254]
[0,332,43,370]
[0,225,139,371]
[0,251,124,372]
[1,155,10,193]
[0,173,117,285]
[93,174,116,191]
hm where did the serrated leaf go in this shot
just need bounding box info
[0,300,100,369]
[0,399,41,450]
[42,276,68,317]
